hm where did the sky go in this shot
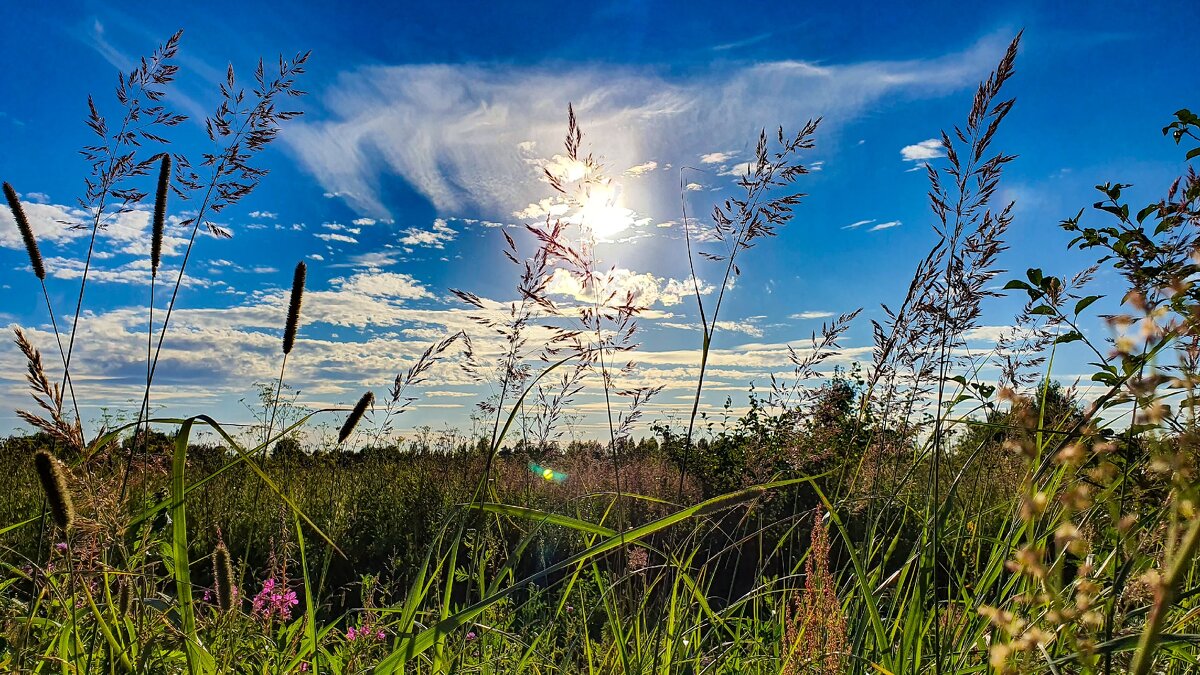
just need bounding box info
[1,1,1197,444]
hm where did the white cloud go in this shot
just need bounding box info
[315,232,358,244]
[661,319,763,338]
[719,162,754,177]
[398,218,457,248]
[790,311,834,320]
[624,161,658,177]
[284,36,1006,220]
[842,219,874,230]
[700,152,734,165]
[869,220,902,231]
[248,210,277,219]
[1,200,191,260]
[333,271,430,300]
[352,217,377,226]
[684,182,704,192]
[900,138,945,162]
[0,200,86,250]
[544,268,711,308]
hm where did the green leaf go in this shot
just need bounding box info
[1074,295,1102,315]
[1055,331,1084,345]
[171,420,215,674]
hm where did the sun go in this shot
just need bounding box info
[575,180,634,241]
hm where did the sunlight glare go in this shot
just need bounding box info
[575,180,634,241]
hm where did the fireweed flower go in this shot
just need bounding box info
[251,578,298,622]
[346,622,386,643]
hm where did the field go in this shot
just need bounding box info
[3,26,1200,675]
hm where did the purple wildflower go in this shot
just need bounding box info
[251,577,298,623]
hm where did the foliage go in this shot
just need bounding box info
[3,28,1200,675]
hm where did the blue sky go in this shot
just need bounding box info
[1,1,1197,442]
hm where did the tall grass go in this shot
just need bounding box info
[2,28,1200,675]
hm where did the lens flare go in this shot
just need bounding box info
[529,461,568,483]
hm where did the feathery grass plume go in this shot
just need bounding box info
[4,182,45,280]
[339,391,374,443]
[151,154,171,276]
[282,261,306,355]
[33,450,74,532]
[213,542,235,611]
[784,508,846,674]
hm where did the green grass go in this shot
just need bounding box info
[3,29,1200,674]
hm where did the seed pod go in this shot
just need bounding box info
[151,155,171,277]
[34,450,74,531]
[338,391,374,444]
[282,261,306,355]
[4,182,45,280]
[213,542,236,611]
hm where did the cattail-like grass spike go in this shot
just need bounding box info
[282,261,306,355]
[118,579,133,615]
[339,391,374,444]
[151,155,171,276]
[34,450,74,531]
[213,542,235,611]
[4,182,45,280]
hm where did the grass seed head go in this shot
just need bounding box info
[213,542,236,611]
[151,154,171,276]
[339,390,374,443]
[283,261,306,355]
[4,182,45,280]
[34,450,74,532]
[118,578,134,615]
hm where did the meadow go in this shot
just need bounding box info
[3,29,1200,674]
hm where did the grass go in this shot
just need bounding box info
[2,28,1200,674]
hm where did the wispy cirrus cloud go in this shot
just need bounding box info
[283,34,1011,222]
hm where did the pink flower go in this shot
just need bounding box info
[251,578,299,623]
[346,622,386,643]
[466,631,477,641]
